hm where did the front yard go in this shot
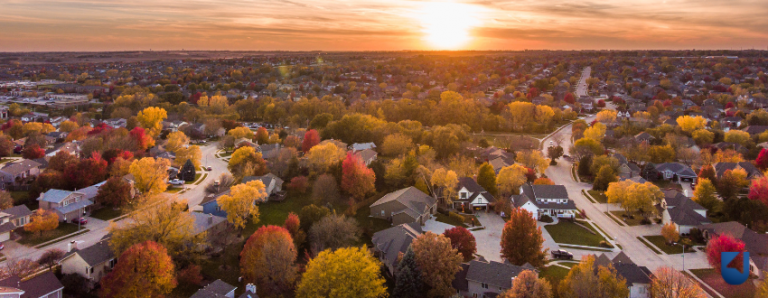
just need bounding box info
[90,207,123,221]
[642,235,695,254]
[689,268,757,298]
[587,190,608,203]
[18,223,83,246]
[544,220,609,247]
[609,211,650,226]
[539,266,570,290]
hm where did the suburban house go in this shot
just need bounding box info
[654,163,697,182]
[190,279,238,298]
[659,190,710,234]
[60,239,116,284]
[37,189,93,222]
[454,177,496,212]
[354,148,378,166]
[0,271,64,298]
[698,221,768,280]
[191,212,227,246]
[0,205,32,242]
[596,252,653,298]
[634,132,655,143]
[370,187,437,226]
[371,222,422,275]
[0,159,42,186]
[452,259,533,297]
[44,142,79,158]
[350,142,376,152]
[243,173,284,196]
[478,147,515,165]
[513,184,577,220]
[102,118,127,129]
[614,153,640,179]
[201,191,229,218]
[234,138,258,149]
[488,157,512,174]
[714,162,763,180]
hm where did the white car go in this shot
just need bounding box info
[169,179,184,186]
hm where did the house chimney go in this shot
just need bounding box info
[246,283,257,294]
[68,240,74,252]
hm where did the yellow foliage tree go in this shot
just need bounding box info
[227,126,254,140]
[59,120,79,133]
[497,164,527,196]
[137,107,167,138]
[24,209,59,236]
[596,110,617,124]
[165,131,189,154]
[217,180,267,229]
[174,145,201,169]
[431,168,458,204]
[516,150,550,174]
[129,157,170,195]
[296,247,387,298]
[676,115,707,134]
[724,130,751,146]
[306,142,346,174]
[583,123,607,142]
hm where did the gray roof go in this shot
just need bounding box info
[370,187,436,220]
[38,189,82,204]
[242,173,284,189]
[191,279,237,298]
[596,253,652,286]
[714,162,762,179]
[517,184,577,210]
[0,222,15,234]
[63,240,114,267]
[530,185,569,199]
[465,260,526,289]
[0,159,42,176]
[698,221,768,255]
[371,223,422,272]
[0,271,63,298]
[55,199,93,215]
[351,142,376,151]
[191,212,227,236]
[355,148,377,161]
[2,205,32,219]
[667,203,710,226]
[655,163,697,177]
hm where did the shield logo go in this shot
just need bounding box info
[721,252,750,285]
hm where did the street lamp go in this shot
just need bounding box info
[673,242,686,271]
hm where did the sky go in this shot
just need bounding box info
[1,0,768,51]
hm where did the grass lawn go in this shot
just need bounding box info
[186,173,203,184]
[165,187,184,193]
[18,223,82,246]
[637,237,662,254]
[643,236,695,254]
[544,220,608,247]
[540,266,570,290]
[194,173,209,185]
[0,158,13,164]
[690,269,757,298]
[435,213,468,227]
[609,211,648,226]
[604,212,625,226]
[90,207,122,221]
[10,191,29,205]
[587,190,608,203]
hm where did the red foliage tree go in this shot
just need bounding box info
[288,176,308,193]
[22,145,45,159]
[130,127,150,151]
[255,127,269,144]
[748,177,768,207]
[706,234,746,272]
[524,167,537,182]
[95,177,133,207]
[597,100,606,107]
[443,226,477,261]
[64,153,108,189]
[564,93,575,104]
[698,164,717,183]
[88,123,112,136]
[757,149,768,171]
[302,129,320,153]
[100,241,177,298]
[177,264,203,286]
[284,212,300,236]
[102,149,134,164]
[341,152,376,201]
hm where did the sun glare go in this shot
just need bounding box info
[419,2,482,49]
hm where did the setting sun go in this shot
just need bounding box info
[419,2,482,49]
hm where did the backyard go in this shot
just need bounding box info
[539,265,570,291]
[544,220,609,247]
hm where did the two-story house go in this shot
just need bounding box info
[0,205,32,242]
[37,189,93,222]
[513,184,577,220]
[659,190,710,234]
[0,159,42,186]
[60,240,116,284]
[371,222,422,275]
[454,177,496,212]
[370,187,437,226]
[596,252,653,298]
[452,259,533,297]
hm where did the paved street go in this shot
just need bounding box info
[179,142,229,209]
[575,67,591,97]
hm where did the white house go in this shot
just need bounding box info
[513,184,577,220]
[453,177,496,212]
[659,190,710,234]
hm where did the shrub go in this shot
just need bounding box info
[579,209,587,219]
[655,218,663,224]
[640,218,652,225]
[539,215,553,223]
[448,212,465,225]
[689,228,704,244]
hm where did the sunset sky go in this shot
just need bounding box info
[1,0,767,51]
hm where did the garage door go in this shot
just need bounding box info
[0,231,10,242]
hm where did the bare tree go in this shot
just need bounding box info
[205,173,234,195]
[650,267,707,298]
[308,214,361,255]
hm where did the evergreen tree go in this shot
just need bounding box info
[477,163,498,195]
[578,155,592,177]
[180,159,196,182]
[641,162,659,181]
[393,247,426,298]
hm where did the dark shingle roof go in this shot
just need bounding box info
[63,240,114,267]
[465,260,526,289]
[698,221,768,255]
[371,223,422,271]
[0,271,63,298]
[2,205,31,219]
[530,185,569,199]
[191,279,237,298]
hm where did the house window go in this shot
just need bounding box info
[461,192,467,199]
[381,210,385,216]
[481,283,488,289]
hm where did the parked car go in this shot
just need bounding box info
[550,249,573,260]
[169,179,184,186]
[0,243,5,250]
[71,218,88,225]
[206,166,212,171]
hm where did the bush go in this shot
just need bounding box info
[62,273,95,298]
[539,215,553,223]
[579,209,587,219]
[655,218,663,224]
[640,218,652,225]
[599,240,613,248]
[437,207,450,215]
[448,212,465,224]
[689,228,704,244]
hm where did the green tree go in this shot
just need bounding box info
[593,165,618,191]
[393,247,426,298]
[477,163,498,196]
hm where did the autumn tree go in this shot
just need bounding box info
[0,191,10,210]
[64,153,108,190]
[306,142,346,174]
[724,130,750,146]
[571,138,604,160]
[296,247,387,298]
[308,214,361,255]
[758,278,768,298]
[547,145,564,162]
[593,165,618,191]
[301,129,320,153]
[649,267,706,298]
[595,110,617,124]
[129,157,170,195]
[501,208,546,267]
[283,212,306,248]
[311,174,340,205]
[100,241,177,298]
[95,177,132,208]
[606,180,663,216]
[109,198,205,263]
[677,115,707,134]
[477,162,498,195]
[583,123,607,142]
[255,127,269,144]
[698,165,717,183]
[240,225,297,296]
[341,152,376,201]
[718,168,748,200]
[217,180,268,230]
[497,164,527,196]
[516,150,550,175]
[411,231,463,298]
[22,144,45,159]
[443,226,476,261]
[661,222,680,245]
[136,107,167,138]
[227,146,268,180]
[757,149,768,171]
[749,176,768,207]
[298,204,330,232]
[706,234,746,272]
[381,133,413,157]
[431,168,458,204]
[37,249,65,269]
[164,131,189,154]
[693,178,719,211]
[692,129,714,146]
[559,255,629,298]
[227,126,254,139]
[24,209,58,236]
[498,270,552,298]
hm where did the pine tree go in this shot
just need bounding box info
[477,163,498,196]
[180,159,196,182]
[393,247,425,298]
